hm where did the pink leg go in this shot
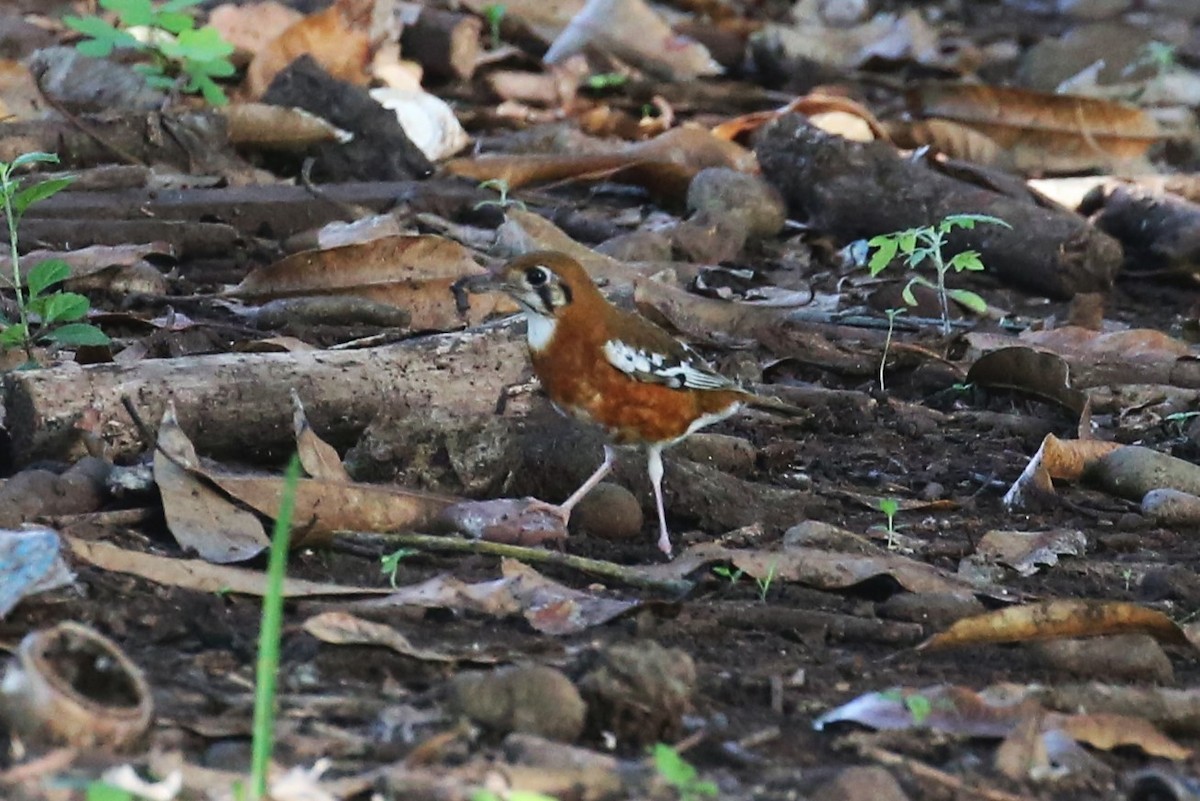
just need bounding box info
[528,445,615,524]
[648,446,672,557]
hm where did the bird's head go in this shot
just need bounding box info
[461,251,593,318]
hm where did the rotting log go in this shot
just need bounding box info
[756,114,1123,300]
[2,322,528,468]
[400,9,483,82]
[23,181,462,242]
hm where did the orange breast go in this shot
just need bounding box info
[530,312,745,445]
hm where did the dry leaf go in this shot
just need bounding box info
[0,59,48,119]
[223,103,350,150]
[713,92,887,144]
[303,611,490,663]
[203,472,455,549]
[67,537,389,597]
[974,529,1087,578]
[354,559,638,635]
[445,126,756,201]
[292,390,349,483]
[1020,326,1191,362]
[154,404,269,563]
[919,600,1191,650]
[1003,433,1122,509]
[226,235,512,330]
[543,0,721,81]
[245,0,373,98]
[884,118,1011,170]
[1053,713,1191,760]
[502,558,639,635]
[209,1,305,58]
[687,542,993,601]
[369,87,470,161]
[814,684,1024,737]
[907,82,1161,174]
[967,347,1087,415]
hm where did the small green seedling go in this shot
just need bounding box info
[867,213,1011,336]
[0,152,109,360]
[1164,410,1200,436]
[878,306,905,392]
[65,0,235,105]
[474,178,526,212]
[878,497,900,550]
[652,743,717,801]
[246,454,302,801]
[584,72,628,91]
[880,689,933,726]
[905,692,932,725]
[481,4,506,49]
[470,791,560,801]
[85,784,136,801]
[380,547,419,588]
[1126,41,1178,78]
[712,564,743,585]
[755,559,778,603]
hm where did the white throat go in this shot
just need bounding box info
[525,313,556,352]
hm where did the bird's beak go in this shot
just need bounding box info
[451,270,510,315]
[455,272,506,295]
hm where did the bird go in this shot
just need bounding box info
[461,250,802,556]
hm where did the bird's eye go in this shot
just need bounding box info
[525,266,550,287]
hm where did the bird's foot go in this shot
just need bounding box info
[521,497,573,526]
[656,529,673,558]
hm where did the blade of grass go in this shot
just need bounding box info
[248,453,301,800]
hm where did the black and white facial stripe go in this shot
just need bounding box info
[523,264,571,315]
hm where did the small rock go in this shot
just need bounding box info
[1141,488,1200,526]
[674,433,757,475]
[447,665,586,742]
[28,46,166,112]
[920,482,945,501]
[1141,565,1200,605]
[1031,634,1173,683]
[346,409,520,495]
[0,457,112,528]
[877,592,986,629]
[573,482,643,540]
[686,167,787,239]
[812,766,911,801]
[783,520,865,550]
[579,641,695,746]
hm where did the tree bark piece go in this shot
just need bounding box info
[756,114,1123,300]
[23,180,472,243]
[400,9,483,82]
[0,111,250,177]
[2,323,528,468]
[1082,182,1200,273]
[262,55,433,182]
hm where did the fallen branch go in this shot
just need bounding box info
[331,530,696,595]
[3,322,528,466]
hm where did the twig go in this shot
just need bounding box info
[299,156,373,219]
[120,394,157,449]
[858,745,1036,801]
[331,530,694,596]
